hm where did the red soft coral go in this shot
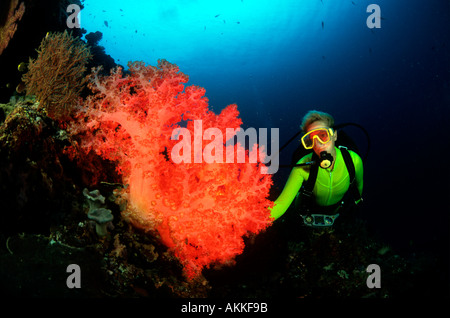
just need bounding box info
[68,60,274,279]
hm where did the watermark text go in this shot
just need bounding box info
[170,120,279,174]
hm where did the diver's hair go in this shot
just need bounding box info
[300,110,335,132]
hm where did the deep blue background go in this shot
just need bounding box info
[81,0,449,255]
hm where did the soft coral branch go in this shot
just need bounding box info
[0,0,25,56]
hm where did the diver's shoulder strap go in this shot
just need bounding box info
[339,146,361,203]
[305,152,319,192]
[339,146,355,181]
[298,152,319,205]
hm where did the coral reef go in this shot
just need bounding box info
[0,98,80,235]
[83,188,114,237]
[0,0,25,56]
[84,31,117,75]
[22,30,92,121]
[67,60,274,279]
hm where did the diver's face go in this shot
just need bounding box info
[306,121,337,156]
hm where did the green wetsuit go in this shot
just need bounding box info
[270,147,363,220]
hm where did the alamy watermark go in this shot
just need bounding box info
[366,4,382,29]
[66,264,81,288]
[366,264,381,288]
[66,3,382,30]
[170,120,280,174]
[66,4,81,29]
[65,263,381,290]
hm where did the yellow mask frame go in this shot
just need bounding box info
[301,128,334,149]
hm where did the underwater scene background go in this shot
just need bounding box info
[0,0,448,305]
[81,0,450,253]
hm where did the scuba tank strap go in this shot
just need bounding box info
[339,146,355,180]
[298,152,319,208]
[339,146,362,204]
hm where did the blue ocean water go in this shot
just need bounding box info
[80,0,449,252]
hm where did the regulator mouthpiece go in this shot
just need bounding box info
[319,151,333,169]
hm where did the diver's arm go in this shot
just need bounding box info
[269,167,305,220]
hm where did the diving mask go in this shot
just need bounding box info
[301,128,334,149]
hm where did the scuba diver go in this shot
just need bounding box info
[269,110,364,228]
